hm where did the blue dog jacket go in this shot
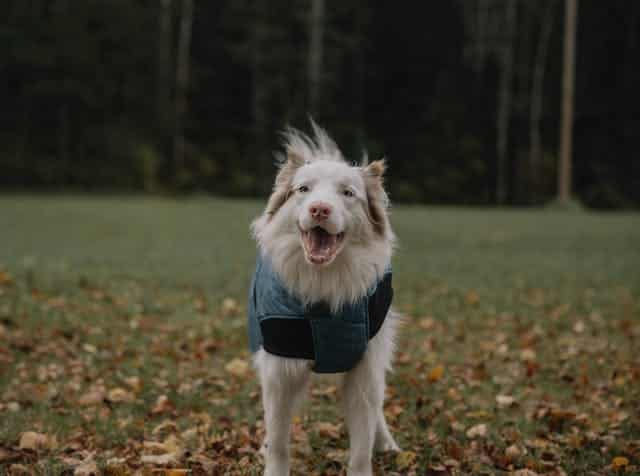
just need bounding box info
[248,255,393,373]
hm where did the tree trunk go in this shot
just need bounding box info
[157,0,173,135]
[251,0,269,190]
[173,0,193,185]
[496,0,517,205]
[529,0,555,203]
[474,0,490,75]
[557,0,578,203]
[308,0,325,115]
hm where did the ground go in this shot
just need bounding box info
[0,196,638,476]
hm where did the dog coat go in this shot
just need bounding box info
[248,254,393,373]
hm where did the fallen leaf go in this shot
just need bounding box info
[496,394,516,408]
[123,376,142,393]
[189,454,216,473]
[520,348,536,362]
[419,317,436,330]
[140,453,179,465]
[465,423,487,438]
[8,464,30,476]
[221,298,239,316]
[0,270,14,286]
[165,470,190,476]
[505,444,522,459]
[573,320,585,333]
[19,431,55,451]
[427,365,444,383]
[326,449,347,463]
[315,422,341,440]
[74,458,99,476]
[612,456,629,469]
[225,358,249,378]
[107,387,134,403]
[78,389,105,406]
[151,395,175,415]
[465,290,480,305]
[395,450,417,470]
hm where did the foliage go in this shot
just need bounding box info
[1,2,640,207]
[0,196,639,474]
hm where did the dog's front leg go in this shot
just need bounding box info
[342,354,383,476]
[258,351,310,476]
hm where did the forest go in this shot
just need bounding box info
[1,0,639,208]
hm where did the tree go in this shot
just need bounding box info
[308,0,325,115]
[173,0,193,184]
[529,0,556,202]
[496,0,517,205]
[557,0,578,204]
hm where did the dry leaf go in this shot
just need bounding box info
[165,470,190,476]
[78,389,105,406]
[612,456,629,469]
[427,365,444,383]
[513,470,539,476]
[19,431,55,451]
[221,298,239,316]
[315,422,341,440]
[505,444,521,459]
[465,423,487,438]
[520,348,536,361]
[395,451,417,470]
[107,387,134,403]
[419,317,435,330]
[74,458,99,476]
[496,394,516,408]
[123,376,142,393]
[140,453,179,465]
[465,290,480,305]
[8,464,31,476]
[225,358,249,378]
[151,395,175,415]
[0,270,14,286]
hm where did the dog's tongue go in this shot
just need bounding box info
[309,227,336,255]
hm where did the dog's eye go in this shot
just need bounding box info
[343,189,354,197]
[298,185,310,193]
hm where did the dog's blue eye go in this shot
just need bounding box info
[343,189,354,197]
[298,185,309,193]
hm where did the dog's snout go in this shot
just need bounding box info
[309,202,332,221]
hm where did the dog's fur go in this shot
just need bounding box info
[251,124,400,476]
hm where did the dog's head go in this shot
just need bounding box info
[252,124,394,308]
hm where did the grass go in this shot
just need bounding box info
[0,195,638,475]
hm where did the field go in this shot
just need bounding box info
[0,196,639,475]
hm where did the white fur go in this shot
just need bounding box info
[251,125,400,476]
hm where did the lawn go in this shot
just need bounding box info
[0,196,639,475]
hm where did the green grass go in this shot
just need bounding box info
[0,196,639,475]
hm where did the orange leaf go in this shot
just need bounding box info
[612,456,629,469]
[427,365,444,383]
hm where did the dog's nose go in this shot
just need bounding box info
[309,202,332,221]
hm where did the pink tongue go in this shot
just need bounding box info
[310,228,336,254]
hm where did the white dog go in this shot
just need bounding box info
[249,123,400,476]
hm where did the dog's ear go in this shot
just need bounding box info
[363,159,389,236]
[264,151,305,218]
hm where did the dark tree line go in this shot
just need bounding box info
[1,1,639,208]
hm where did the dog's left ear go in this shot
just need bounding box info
[264,151,305,218]
[363,159,390,236]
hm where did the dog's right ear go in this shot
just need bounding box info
[363,159,390,236]
[264,151,305,218]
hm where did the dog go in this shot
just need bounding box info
[249,123,400,476]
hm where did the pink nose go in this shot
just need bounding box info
[309,202,332,221]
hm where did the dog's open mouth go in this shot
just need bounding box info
[301,226,345,265]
